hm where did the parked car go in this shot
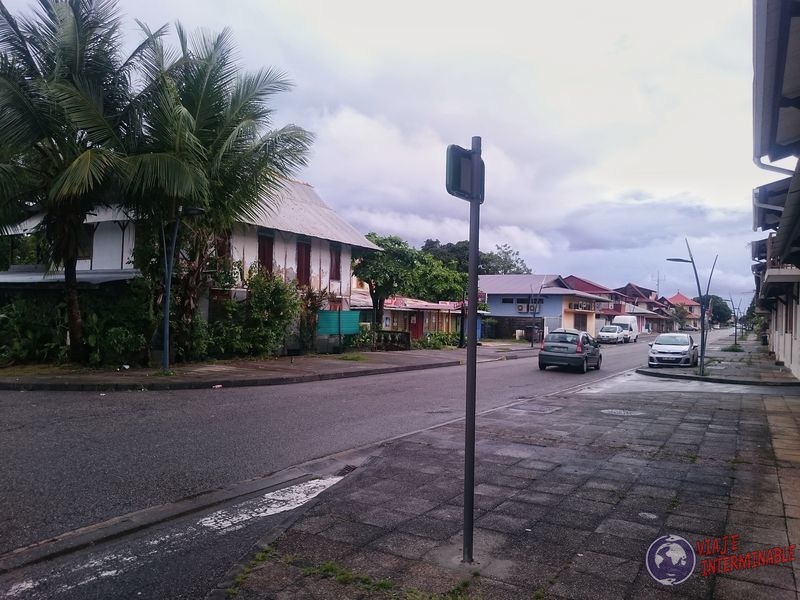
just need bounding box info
[648,333,698,368]
[598,325,625,344]
[612,315,639,343]
[539,328,602,373]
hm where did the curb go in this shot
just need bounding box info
[634,367,800,386]
[0,360,463,392]
[0,352,538,392]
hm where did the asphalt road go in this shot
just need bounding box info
[0,337,657,599]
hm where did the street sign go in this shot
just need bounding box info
[446,144,485,203]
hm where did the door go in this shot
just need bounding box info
[409,312,423,340]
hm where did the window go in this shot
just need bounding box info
[296,241,311,286]
[501,298,514,304]
[258,234,273,274]
[574,313,588,331]
[329,243,341,281]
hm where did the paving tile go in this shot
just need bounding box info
[713,576,797,599]
[569,550,640,583]
[595,518,660,541]
[392,562,465,594]
[474,512,532,535]
[725,524,789,547]
[272,531,354,564]
[511,490,564,506]
[540,509,606,532]
[394,515,463,541]
[549,568,629,600]
[358,506,412,529]
[368,531,441,559]
[316,521,387,546]
[337,548,412,581]
[665,514,725,537]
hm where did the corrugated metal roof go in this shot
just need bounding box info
[478,274,565,294]
[242,180,380,251]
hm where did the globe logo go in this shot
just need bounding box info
[645,534,696,585]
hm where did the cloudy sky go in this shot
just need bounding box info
[8,0,787,309]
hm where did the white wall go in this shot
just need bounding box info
[76,221,135,271]
[231,224,353,304]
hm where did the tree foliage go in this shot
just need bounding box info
[694,294,732,324]
[353,233,416,326]
[671,304,689,328]
[421,239,531,275]
[405,253,467,303]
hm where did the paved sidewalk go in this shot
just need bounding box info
[0,341,536,391]
[637,333,800,386]
[206,333,800,600]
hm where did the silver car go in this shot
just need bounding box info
[648,333,698,367]
[598,325,625,344]
[539,328,602,373]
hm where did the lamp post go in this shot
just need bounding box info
[161,206,204,372]
[667,238,717,376]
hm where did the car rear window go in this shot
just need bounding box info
[546,333,579,344]
[600,326,618,332]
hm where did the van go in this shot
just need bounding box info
[612,315,639,343]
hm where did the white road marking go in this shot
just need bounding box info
[1,476,343,598]
[198,476,342,533]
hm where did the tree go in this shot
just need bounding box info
[695,294,731,324]
[404,253,467,302]
[353,233,416,327]
[672,304,689,329]
[0,0,166,361]
[481,243,532,274]
[154,27,312,353]
[421,239,531,275]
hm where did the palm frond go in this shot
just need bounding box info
[48,147,121,201]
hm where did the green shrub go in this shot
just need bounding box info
[0,297,67,365]
[413,331,459,349]
[246,272,299,355]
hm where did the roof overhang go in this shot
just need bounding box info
[753,178,790,230]
[761,266,800,298]
[0,268,140,287]
[774,168,800,262]
[751,237,769,261]
[754,0,800,162]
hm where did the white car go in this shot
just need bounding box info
[598,325,625,344]
[648,333,698,368]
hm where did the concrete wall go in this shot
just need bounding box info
[770,283,799,375]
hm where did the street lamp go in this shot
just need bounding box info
[667,238,718,376]
[161,205,205,372]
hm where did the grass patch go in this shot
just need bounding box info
[303,561,394,593]
[338,352,367,362]
[721,344,744,352]
[226,547,277,597]
[667,497,681,512]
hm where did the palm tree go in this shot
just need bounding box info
[0,1,207,362]
[161,26,313,355]
[0,0,145,361]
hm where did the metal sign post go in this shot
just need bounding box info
[446,136,484,564]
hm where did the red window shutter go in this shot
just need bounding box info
[297,241,311,286]
[330,243,341,281]
[258,235,273,274]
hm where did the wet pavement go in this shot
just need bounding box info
[204,332,800,599]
